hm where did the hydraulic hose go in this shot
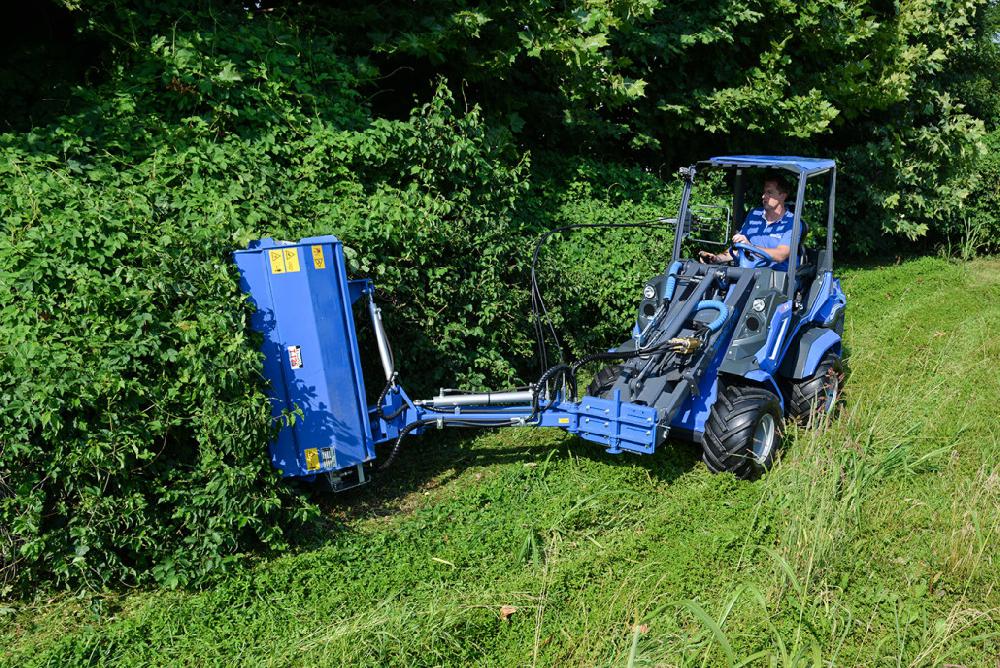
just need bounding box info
[375,375,407,421]
[694,300,729,333]
[569,350,633,402]
[663,260,683,301]
[379,417,520,470]
[571,350,633,376]
[379,419,435,470]
[531,363,576,416]
[568,341,683,400]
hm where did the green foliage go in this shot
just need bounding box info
[945,1,1000,128]
[958,129,1000,255]
[333,0,995,252]
[0,4,532,592]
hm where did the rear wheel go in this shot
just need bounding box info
[703,385,783,480]
[787,352,843,426]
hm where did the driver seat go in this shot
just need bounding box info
[794,217,819,309]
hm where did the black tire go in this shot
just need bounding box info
[703,385,783,480]
[587,364,623,398]
[787,352,843,426]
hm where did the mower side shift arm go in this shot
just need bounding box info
[370,384,660,460]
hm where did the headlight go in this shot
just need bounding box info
[752,298,766,312]
[643,285,656,300]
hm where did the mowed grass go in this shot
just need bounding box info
[2,256,999,666]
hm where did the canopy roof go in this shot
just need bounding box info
[703,155,835,175]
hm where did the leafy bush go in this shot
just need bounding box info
[0,6,533,592]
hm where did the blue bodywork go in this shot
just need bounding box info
[234,237,377,478]
[668,271,846,439]
[233,155,846,485]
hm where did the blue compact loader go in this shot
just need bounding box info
[233,156,846,490]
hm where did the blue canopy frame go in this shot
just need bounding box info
[702,155,835,176]
[671,155,837,293]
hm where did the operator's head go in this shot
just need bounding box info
[761,172,791,211]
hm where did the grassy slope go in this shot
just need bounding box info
[2,256,999,667]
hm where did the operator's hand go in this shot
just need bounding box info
[698,250,717,264]
[732,233,750,245]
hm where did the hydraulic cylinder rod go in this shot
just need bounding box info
[368,293,395,381]
[420,390,535,407]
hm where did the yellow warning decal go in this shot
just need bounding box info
[311,245,326,269]
[268,249,286,274]
[558,417,570,424]
[304,448,320,471]
[282,248,301,273]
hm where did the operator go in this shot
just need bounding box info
[698,173,794,271]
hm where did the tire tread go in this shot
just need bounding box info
[702,384,782,479]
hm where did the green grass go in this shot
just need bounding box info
[3,256,999,666]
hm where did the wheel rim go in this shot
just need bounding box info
[821,372,840,414]
[751,413,776,463]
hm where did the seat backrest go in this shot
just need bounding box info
[798,216,810,261]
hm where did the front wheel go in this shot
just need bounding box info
[586,364,623,398]
[703,385,783,480]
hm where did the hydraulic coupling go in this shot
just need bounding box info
[666,337,702,355]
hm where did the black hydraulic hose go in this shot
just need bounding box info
[379,417,519,470]
[375,376,407,421]
[379,419,435,470]
[572,341,679,374]
[568,339,698,400]
[531,363,576,416]
[571,350,635,375]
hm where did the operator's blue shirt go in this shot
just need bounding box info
[739,207,794,272]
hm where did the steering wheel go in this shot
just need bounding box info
[730,242,773,268]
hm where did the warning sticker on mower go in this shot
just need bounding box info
[311,245,326,269]
[268,248,301,274]
[304,448,320,471]
[287,345,303,369]
[282,248,301,273]
[268,249,285,274]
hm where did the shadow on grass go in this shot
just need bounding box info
[301,427,702,534]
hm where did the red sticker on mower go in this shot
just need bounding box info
[287,345,303,369]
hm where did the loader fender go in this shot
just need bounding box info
[778,327,841,381]
[687,370,784,433]
[736,369,784,412]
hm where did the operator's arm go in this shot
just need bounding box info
[761,244,790,263]
[698,248,733,263]
[743,220,792,265]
